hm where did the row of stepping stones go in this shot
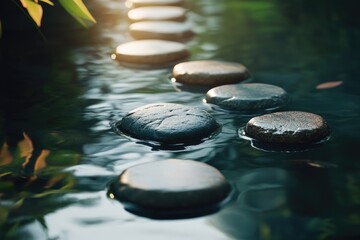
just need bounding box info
[109,0,330,219]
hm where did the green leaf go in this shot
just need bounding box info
[39,0,54,6]
[20,0,43,27]
[58,0,96,28]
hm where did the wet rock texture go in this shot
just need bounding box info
[205,83,288,111]
[116,103,219,144]
[172,60,250,86]
[129,21,194,41]
[115,40,189,68]
[111,159,231,209]
[245,111,330,144]
[128,6,187,22]
[128,0,184,8]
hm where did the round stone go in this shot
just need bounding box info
[128,6,187,23]
[245,111,330,144]
[115,40,189,68]
[116,103,219,144]
[129,21,194,41]
[172,60,250,86]
[127,0,183,8]
[205,83,288,111]
[110,159,231,209]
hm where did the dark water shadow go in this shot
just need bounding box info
[106,187,233,220]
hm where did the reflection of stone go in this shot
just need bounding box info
[236,168,288,212]
[245,111,330,144]
[205,83,288,112]
[209,168,289,239]
[238,187,286,212]
[115,103,219,144]
[128,6,187,22]
[209,204,259,240]
[115,40,189,68]
[129,21,194,41]
[172,60,250,86]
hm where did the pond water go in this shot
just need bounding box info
[1,0,360,239]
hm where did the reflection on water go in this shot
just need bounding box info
[1,0,360,239]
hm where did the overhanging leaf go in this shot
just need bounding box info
[59,0,96,28]
[39,0,54,6]
[20,0,43,27]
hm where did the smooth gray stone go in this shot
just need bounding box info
[116,103,219,144]
[205,83,288,111]
[112,159,231,209]
[172,60,250,86]
[129,21,194,41]
[115,40,189,68]
[127,0,184,8]
[128,6,187,22]
[245,111,330,144]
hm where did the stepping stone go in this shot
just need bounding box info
[245,111,330,144]
[172,60,250,86]
[127,0,184,8]
[129,21,194,41]
[205,83,288,111]
[115,103,219,144]
[110,159,231,210]
[115,40,189,68]
[128,6,187,23]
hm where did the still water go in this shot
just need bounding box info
[1,0,360,239]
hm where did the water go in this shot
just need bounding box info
[1,0,360,239]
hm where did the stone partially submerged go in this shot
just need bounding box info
[128,6,187,22]
[205,83,288,111]
[244,111,330,145]
[115,40,189,68]
[129,21,194,41]
[115,103,219,144]
[109,159,231,217]
[127,0,184,8]
[172,60,250,86]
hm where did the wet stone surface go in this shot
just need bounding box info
[127,0,184,8]
[172,60,250,86]
[245,111,330,144]
[128,6,187,22]
[129,21,194,41]
[205,83,288,111]
[115,40,189,68]
[116,103,219,144]
[110,159,231,210]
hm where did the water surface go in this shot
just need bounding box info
[1,0,360,239]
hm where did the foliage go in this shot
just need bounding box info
[0,0,96,37]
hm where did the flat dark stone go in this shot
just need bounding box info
[205,83,288,111]
[129,21,194,41]
[110,159,231,210]
[128,6,187,22]
[116,103,219,144]
[115,40,189,68]
[245,111,330,144]
[172,60,250,86]
[127,0,184,8]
